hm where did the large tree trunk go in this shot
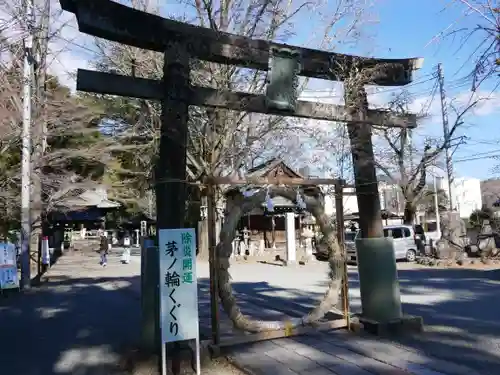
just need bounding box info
[403,201,416,225]
[196,193,222,261]
[184,186,208,259]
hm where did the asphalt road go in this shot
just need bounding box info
[65,251,500,373]
[192,260,500,374]
[0,250,141,375]
[2,249,500,374]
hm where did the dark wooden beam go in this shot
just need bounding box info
[76,69,417,128]
[60,0,423,86]
[77,69,162,100]
[209,176,341,186]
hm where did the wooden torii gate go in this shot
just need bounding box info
[60,0,422,358]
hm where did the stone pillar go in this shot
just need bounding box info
[248,242,255,256]
[239,241,246,256]
[230,240,236,259]
[234,232,240,256]
[302,227,314,260]
[134,229,140,247]
[304,238,313,258]
[242,227,250,249]
[258,239,265,256]
[285,212,296,265]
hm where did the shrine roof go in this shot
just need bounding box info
[53,186,121,210]
[246,158,303,180]
[224,159,323,210]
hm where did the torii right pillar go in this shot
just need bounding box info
[345,74,423,335]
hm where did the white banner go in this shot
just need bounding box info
[159,228,199,343]
[42,237,50,265]
[0,242,19,290]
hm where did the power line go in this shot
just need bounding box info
[455,154,500,163]
[422,77,439,115]
[454,148,500,162]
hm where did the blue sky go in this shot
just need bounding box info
[49,0,498,180]
[366,0,499,180]
[286,0,499,181]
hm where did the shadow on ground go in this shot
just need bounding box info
[329,267,500,373]
[2,259,500,375]
[199,265,500,373]
[0,274,141,375]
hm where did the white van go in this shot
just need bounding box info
[346,225,418,263]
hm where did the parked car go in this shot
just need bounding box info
[346,225,418,263]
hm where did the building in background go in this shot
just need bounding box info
[481,178,500,209]
[436,177,482,218]
[325,176,482,225]
[324,177,407,226]
[451,177,482,219]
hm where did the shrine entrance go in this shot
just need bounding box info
[202,174,354,348]
[61,0,420,356]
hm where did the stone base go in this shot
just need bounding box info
[298,254,315,265]
[352,315,424,336]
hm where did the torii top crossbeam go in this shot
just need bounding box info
[60,0,422,87]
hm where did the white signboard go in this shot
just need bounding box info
[0,242,19,290]
[159,228,199,343]
[41,237,50,266]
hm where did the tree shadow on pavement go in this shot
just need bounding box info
[319,266,500,374]
[208,264,500,375]
[197,261,500,374]
[4,257,500,375]
[0,274,141,375]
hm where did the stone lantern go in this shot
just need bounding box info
[302,226,315,260]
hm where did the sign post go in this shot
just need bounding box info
[0,242,20,292]
[159,228,200,375]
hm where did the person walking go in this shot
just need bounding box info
[99,230,109,267]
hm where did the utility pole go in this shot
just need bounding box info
[20,0,34,289]
[433,175,441,237]
[437,63,454,211]
[34,0,51,270]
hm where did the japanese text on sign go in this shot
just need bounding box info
[159,228,199,343]
[0,242,19,290]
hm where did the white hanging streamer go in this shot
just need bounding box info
[296,188,306,210]
[240,186,257,197]
[265,187,274,212]
[242,189,255,197]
